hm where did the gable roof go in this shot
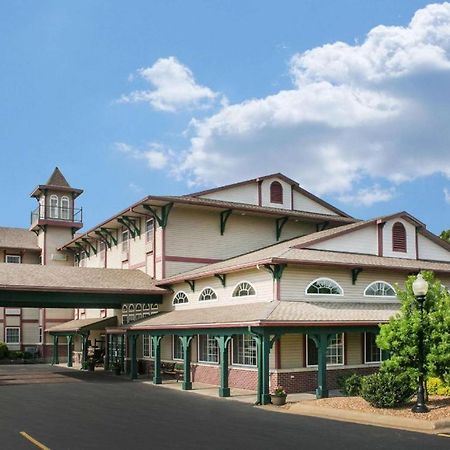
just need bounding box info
[157,212,450,284]
[186,173,352,218]
[0,227,40,251]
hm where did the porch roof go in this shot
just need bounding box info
[127,301,399,331]
[47,316,118,334]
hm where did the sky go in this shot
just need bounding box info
[0,0,449,234]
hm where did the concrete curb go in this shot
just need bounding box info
[264,403,450,435]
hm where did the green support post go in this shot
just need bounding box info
[152,336,162,385]
[81,334,89,368]
[260,333,271,405]
[52,335,59,365]
[180,336,193,390]
[129,334,138,380]
[255,337,262,404]
[314,334,330,399]
[67,335,73,368]
[215,336,232,397]
[120,335,125,372]
[104,334,110,371]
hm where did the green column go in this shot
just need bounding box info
[120,334,125,372]
[104,334,110,371]
[152,335,162,385]
[215,336,231,397]
[67,335,73,368]
[129,334,138,380]
[52,335,59,365]
[81,334,89,368]
[260,333,271,405]
[315,334,329,399]
[180,336,193,390]
[253,335,263,405]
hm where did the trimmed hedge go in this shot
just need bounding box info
[361,371,415,408]
[337,373,362,396]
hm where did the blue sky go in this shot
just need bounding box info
[0,1,449,234]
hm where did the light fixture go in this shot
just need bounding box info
[412,273,428,297]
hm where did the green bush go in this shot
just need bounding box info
[361,371,415,408]
[22,351,34,360]
[337,373,362,396]
[427,377,450,396]
[0,342,9,359]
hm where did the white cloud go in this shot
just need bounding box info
[115,142,169,170]
[339,186,395,206]
[173,2,450,202]
[444,187,450,203]
[120,56,219,112]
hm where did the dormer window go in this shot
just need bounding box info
[270,181,283,204]
[392,222,407,253]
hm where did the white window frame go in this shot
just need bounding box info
[173,291,189,305]
[145,219,154,242]
[143,335,154,359]
[231,281,257,298]
[306,333,345,367]
[172,336,183,361]
[305,278,344,296]
[135,304,143,320]
[197,335,219,364]
[121,229,129,252]
[364,332,383,365]
[5,255,21,264]
[5,308,21,315]
[128,304,135,322]
[198,287,218,302]
[5,327,20,344]
[121,305,128,325]
[60,196,70,220]
[49,195,59,219]
[232,334,257,367]
[364,281,396,298]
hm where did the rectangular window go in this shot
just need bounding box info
[307,333,344,366]
[121,229,129,252]
[232,334,257,366]
[98,240,105,253]
[173,336,183,360]
[5,308,20,315]
[5,255,21,264]
[143,335,154,358]
[145,219,154,242]
[5,327,20,344]
[364,332,382,364]
[198,335,219,364]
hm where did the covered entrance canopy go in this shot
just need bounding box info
[0,264,167,308]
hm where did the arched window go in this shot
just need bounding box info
[364,281,396,297]
[122,305,128,325]
[199,288,217,302]
[232,282,256,297]
[173,291,189,305]
[306,278,343,295]
[49,195,59,218]
[270,181,283,204]
[392,222,407,252]
[143,304,150,317]
[128,304,135,322]
[61,196,70,220]
[135,304,143,320]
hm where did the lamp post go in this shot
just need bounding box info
[411,273,429,413]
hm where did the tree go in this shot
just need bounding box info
[440,229,450,243]
[377,271,450,385]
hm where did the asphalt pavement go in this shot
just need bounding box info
[0,365,448,450]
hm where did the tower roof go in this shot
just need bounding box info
[46,167,71,188]
[30,167,83,198]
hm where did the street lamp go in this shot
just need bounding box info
[411,273,429,413]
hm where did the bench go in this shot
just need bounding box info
[161,362,184,382]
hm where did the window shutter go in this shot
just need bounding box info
[392,222,407,252]
[270,181,283,204]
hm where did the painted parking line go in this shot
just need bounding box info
[438,433,450,438]
[19,431,50,450]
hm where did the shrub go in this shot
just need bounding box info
[427,377,450,396]
[0,342,9,359]
[361,371,415,408]
[22,351,33,360]
[337,373,362,396]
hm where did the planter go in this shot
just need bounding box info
[271,394,287,406]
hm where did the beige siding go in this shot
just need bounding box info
[280,334,303,369]
[44,226,75,266]
[200,183,258,204]
[309,225,378,255]
[281,266,405,302]
[383,218,416,259]
[346,332,362,365]
[22,308,39,320]
[22,325,40,345]
[418,234,450,262]
[293,190,338,215]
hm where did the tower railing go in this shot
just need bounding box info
[30,205,83,226]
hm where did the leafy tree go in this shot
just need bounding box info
[440,229,450,243]
[377,271,450,385]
